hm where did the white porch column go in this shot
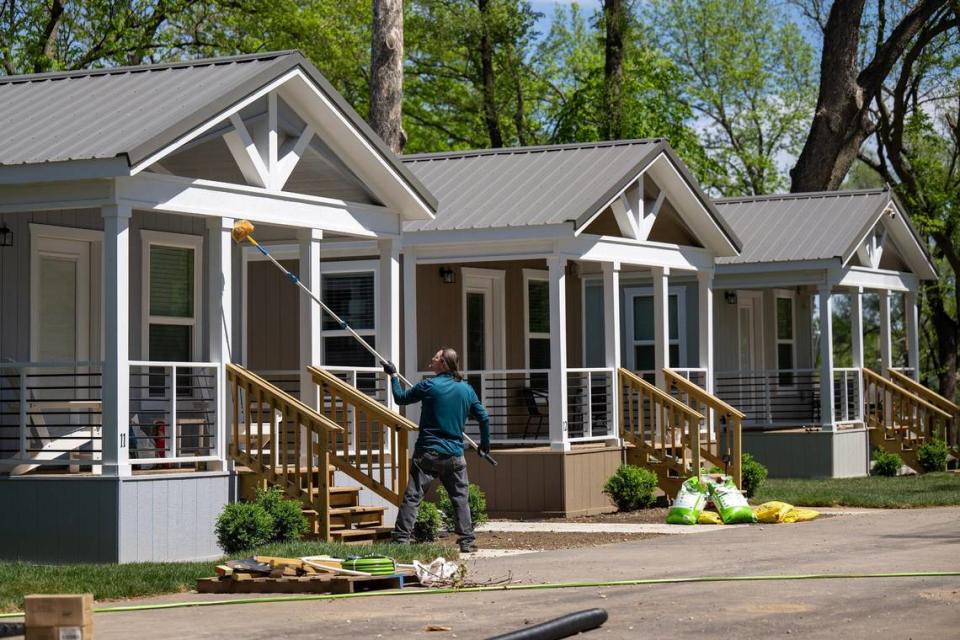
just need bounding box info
[547,255,569,451]
[698,270,714,394]
[602,261,621,444]
[402,249,420,425]
[652,266,670,388]
[299,228,322,409]
[879,290,892,374]
[905,290,920,381]
[818,284,836,430]
[850,287,864,370]
[207,217,233,469]
[102,204,132,477]
[379,237,401,410]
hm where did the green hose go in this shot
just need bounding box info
[0,570,957,618]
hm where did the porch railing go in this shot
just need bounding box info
[227,364,338,539]
[886,368,960,451]
[664,368,743,487]
[566,368,615,441]
[310,366,415,506]
[714,369,821,426]
[0,361,103,474]
[128,361,221,466]
[832,368,863,423]
[253,367,389,408]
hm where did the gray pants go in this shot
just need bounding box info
[393,450,474,546]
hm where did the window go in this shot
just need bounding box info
[775,292,796,385]
[524,270,550,391]
[321,269,377,366]
[142,232,202,396]
[629,292,681,377]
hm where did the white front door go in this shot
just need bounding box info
[737,290,764,371]
[31,237,92,362]
[461,268,506,373]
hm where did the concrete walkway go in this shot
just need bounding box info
[477,520,746,534]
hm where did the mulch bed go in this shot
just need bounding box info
[565,507,670,524]
[473,530,662,551]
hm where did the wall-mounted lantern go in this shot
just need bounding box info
[724,290,737,305]
[0,223,12,248]
[439,266,456,284]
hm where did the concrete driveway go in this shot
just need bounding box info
[54,507,960,638]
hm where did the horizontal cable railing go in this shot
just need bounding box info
[310,366,416,506]
[567,368,614,441]
[832,368,863,423]
[714,369,821,426]
[128,361,221,467]
[0,361,103,474]
[886,368,960,451]
[667,368,708,389]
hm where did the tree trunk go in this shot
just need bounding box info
[926,282,959,400]
[370,0,406,153]
[478,0,503,148]
[602,0,626,140]
[790,0,949,192]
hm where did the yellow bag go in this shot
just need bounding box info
[783,508,819,523]
[753,501,794,523]
[698,510,724,525]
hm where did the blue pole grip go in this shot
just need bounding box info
[255,244,269,257]
[286,272,299,285]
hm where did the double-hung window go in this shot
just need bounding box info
[628,290,682,378]
[143,231,202,396]
[321,264,377,367]
[524,270,550,392]
[775,291,796,385]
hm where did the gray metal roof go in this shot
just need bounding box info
[714,189,895,264]
[0,51,436,211]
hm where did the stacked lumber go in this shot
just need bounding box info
[197,556,418,594]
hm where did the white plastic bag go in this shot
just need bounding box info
[413,557,460,587]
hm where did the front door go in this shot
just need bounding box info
[31,236,92,362]
[737,291,764,371]
[461,268,505,391]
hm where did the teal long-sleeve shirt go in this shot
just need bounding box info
[391,373,490,457]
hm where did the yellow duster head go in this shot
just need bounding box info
[232,219,255,244]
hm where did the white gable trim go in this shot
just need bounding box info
[842,200,936,279]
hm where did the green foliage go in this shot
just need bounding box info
[752,473,960,509]
[872,449,903,477]
[435,484,489,531]
[413,501,444,542]
[741,453,768,498]
[603,464,658,511]
[917,439,949,473]
[215,502,275,554]
[255,487,308,543]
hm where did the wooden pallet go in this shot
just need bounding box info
[197,571,418,594]
[329,573,415,594]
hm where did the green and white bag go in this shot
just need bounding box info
[666,477,707,525]
[709,475,757,524]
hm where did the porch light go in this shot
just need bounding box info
[0,223,11,248]
[724,291,737,305]
[439,266,456,284]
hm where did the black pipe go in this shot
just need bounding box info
[485,608,608,640]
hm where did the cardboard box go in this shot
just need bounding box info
[25,594,93,628]
[25,624,93,640]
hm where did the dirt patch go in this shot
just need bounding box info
[565,508,670,524]
[473,530,662,551]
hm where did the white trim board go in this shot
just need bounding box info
[140,230,204,362]
[460,267,506,372]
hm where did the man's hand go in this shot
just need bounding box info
[479,441,491,455]
[382,361,397,376]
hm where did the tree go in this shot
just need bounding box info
[370,0,406,152]
[602,0,628,139]
[789,0,956,192]
[647,0,816,195]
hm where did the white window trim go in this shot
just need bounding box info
[318,260,379,363]
[623,286,686,370]
[461,267,506,372]
[522,268,550,370]
[141,230,203,361]
[774,289,797,376]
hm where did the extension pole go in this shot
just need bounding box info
[231,220,497,466]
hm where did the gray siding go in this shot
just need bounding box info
[118,472,230,562]
[743,429,868,478]
[0,476,119,563]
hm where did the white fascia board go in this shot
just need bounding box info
[559,235,714,271]
[401,223,572,247]
[839,266,919,292]
[0,179,115,212]
[116,173,399,237]
[714,258,837,275]
[713,269,831,290]
[644,153,739,257]
[413,242,556,264]
[883,205,937,280]
[0,157,130,185]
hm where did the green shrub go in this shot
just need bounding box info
[435,484,489,531]
[215,502,274,553]
[741,453,768,498]
[872,449,902,477]
[603,464,658,511]
[413,501,443,543]
[256,487,308,543]
[917,439,949,473]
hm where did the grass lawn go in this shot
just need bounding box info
[0,540,456,614]
[753,472,960,508]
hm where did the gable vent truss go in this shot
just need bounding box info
[856,222,888,269]
[607,176,664,241]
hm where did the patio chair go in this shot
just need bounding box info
[522,387,548,439]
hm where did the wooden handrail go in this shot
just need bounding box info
[618,368,704,421]
[308,366,418,432]
[887,369,960,414]
[863,368,952,419]
[228,364,344,434]
[664,369,745,419]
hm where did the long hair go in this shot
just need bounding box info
[439,347,464,381]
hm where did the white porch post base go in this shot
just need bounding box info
[548,256,569,451]
[102,204,132,477]
[819,284,836,430]
[602,261,621,447]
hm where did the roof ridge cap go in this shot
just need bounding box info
[714,187,889,205]
[0,50,301,85]
[401,138,664,162]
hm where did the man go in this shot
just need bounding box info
[383,347,490,553]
